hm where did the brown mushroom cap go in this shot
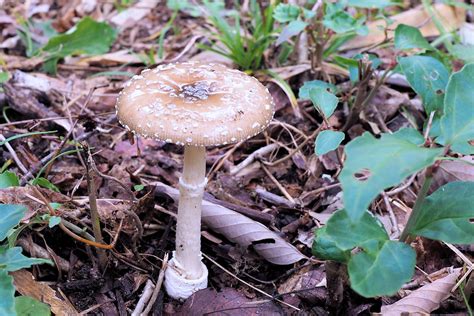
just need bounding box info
[115,61,275,146]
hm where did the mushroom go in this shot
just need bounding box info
[115,61,275,299]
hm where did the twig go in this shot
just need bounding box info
[423,111,436,141]
[386,173,417,196]
[260,163,295,204]
[255,185,296,208]
[263,128,321,167]
[132,280,155,316]
[208,140,244,179]
[141,253,169,316]
[0,134,28,174]
[84,145,108,269]
[31,186,123,250]
[202,253,300,311]
[382,192,400,235]
[230,143,277,175]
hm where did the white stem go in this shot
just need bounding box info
[175,145,206,279]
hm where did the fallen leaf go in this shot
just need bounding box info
[380,268,461,315]
[110,0,160,30]
[0,187,69,221]
[155,182,307,265]
[343,4,465,50]
[12,269,79,315]
[433,156,474,190]
[177,288,282,315]
[278,265,326,303]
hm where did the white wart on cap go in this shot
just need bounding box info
[115,61,275,146]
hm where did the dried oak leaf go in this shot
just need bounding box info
[177,288,282,316]
[380,268,461,315]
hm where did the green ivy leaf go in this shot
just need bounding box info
[15,296,51,316]
[0,247,52,272]
[398,56,449,115]
[276,20,307,46]
[323,10,367,35]
[394,24,433,51]
[312,226,350,263]
[273,3,300,23]
[0,171,20,189]
[407,181,474,244]
[0,270,15,316]
[42,17,117,73]
[452,44,474,63]
[437,63,474,154]
[299,80,337,99]
[0,205,26,241]
[348,240,416,297]
[325,210,388,250]
[340,129,443,220]
[309,87,339,118]
[48,216,61,228]
[315,130,345,156]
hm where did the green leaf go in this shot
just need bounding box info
[348,240,416,297]
[48,216,61,228]
[133,184,145,192]
[299,80,337,99]
[325,210,388,250]
[0,270,15,316]
[30,177,59,192]
[394,24,433,51]
[273,3,300,23]
[347,0,400,8]
[323,10,367,35]
[312,226,350,263]
[0,247,52,272]
[276,20,307,46]
[42,17,117,73]
[309,87,339,118]
[15,296,51,316]
[0,71,9,83]
[437,63,474,154]
[452,44,474,63]
[0,205,26,241]
[315,131,345,156]
[340,129,443,220]
[0,171,20,188]
[407,181,474,244]
[398,56,449,115]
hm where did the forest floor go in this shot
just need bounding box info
[0,1,473,315]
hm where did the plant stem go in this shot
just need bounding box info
[325,260,347,314]
[175,145,206,279]
[399,169,433,243]
[86,153,108,269]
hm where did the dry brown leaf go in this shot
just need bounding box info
[156,183,307,265]
[434,156,474,183]
[74,50,143,66]
[12,269,79,316]
[380,268,461,315]
[177,288,282,315]
[343,4,465,50]
[110,0,160,30]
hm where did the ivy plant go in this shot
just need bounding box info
[312,62,474,297]
[0,171,52,315]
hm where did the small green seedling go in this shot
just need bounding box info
[198,0,276,71]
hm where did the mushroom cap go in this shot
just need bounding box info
[115,61,275,146]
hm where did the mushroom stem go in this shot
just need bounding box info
[175,145,206,279]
